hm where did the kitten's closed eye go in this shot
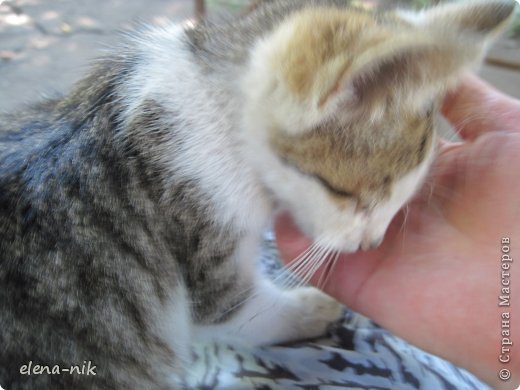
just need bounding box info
[278,155,355,199]
[314,174,355,199]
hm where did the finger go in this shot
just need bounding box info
[442,73,520,141]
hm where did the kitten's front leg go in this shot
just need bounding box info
[195,277,343,346]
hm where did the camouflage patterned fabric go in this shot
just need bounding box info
[181,234,489,389]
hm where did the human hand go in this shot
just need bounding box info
[275,73,520,388]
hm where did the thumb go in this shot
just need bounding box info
[442,73,520,141]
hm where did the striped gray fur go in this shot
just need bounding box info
[0,38,242,390]
[1,1,328,386]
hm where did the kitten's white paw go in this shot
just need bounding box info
[195,281,343,346]
[287,286,343,340]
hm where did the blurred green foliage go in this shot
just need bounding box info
[511,6,520,38]
[206,0,250,11]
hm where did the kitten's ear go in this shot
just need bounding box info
[322,0,516,113]
[244,3,515,133]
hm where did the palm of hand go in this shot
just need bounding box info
[327,133,520,367]
[275,75,520,385]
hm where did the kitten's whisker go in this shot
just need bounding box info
[232,237,333,331]
[305,242,332,282]
[273,240,323,288]
[274,235,328,288]
[397,203,410,235]
[312,242,334,289]
[214,284,259,321]
[289,239,328,276]
[271,246,315,283]
[426,181,435,206]
[284,244,322,274]
[398,204,411,253]
[292,241,332,289]
[317,250,340,290]
[285,251,322,289]
[216,238,323,320]
[236,239,332,331]
[281,236,325,273]
[452,113,490,135]
[292,242,327,277]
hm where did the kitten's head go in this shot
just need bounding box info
[242,0,515,251]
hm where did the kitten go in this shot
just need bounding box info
[0,0,514,388]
